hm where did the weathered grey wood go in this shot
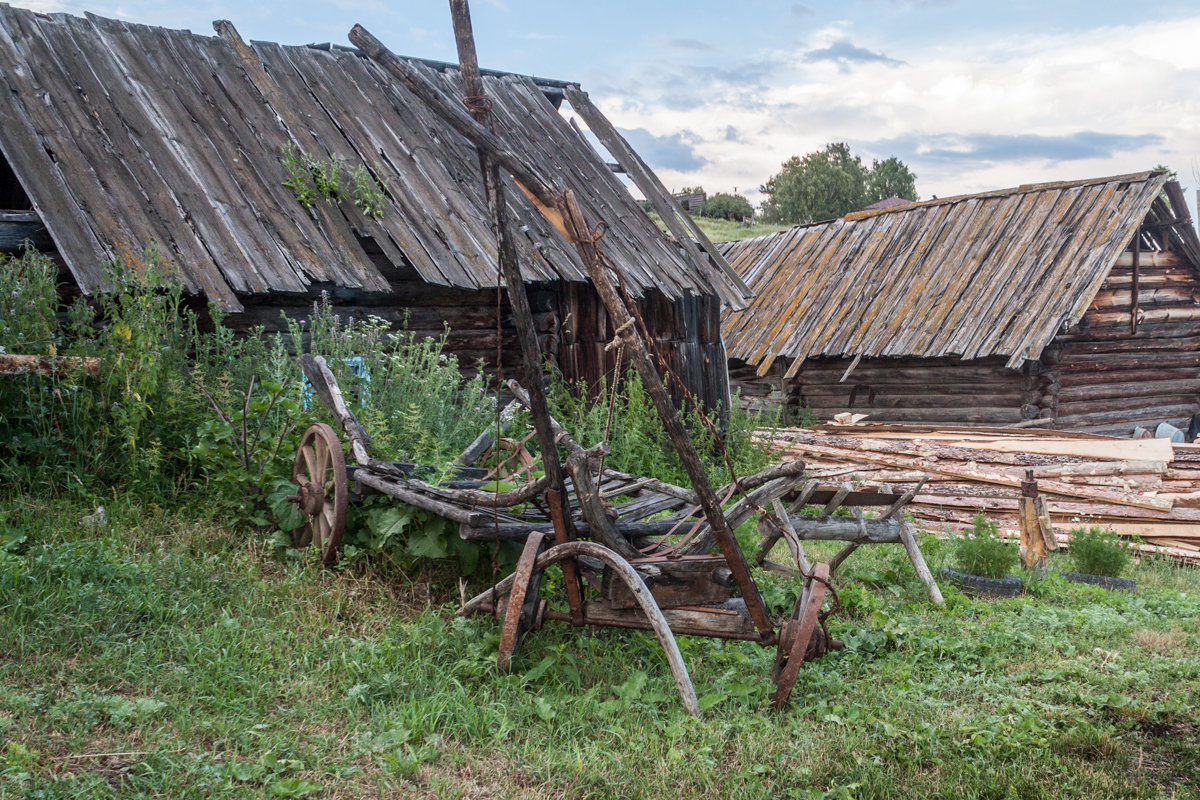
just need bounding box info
[602,557,734,610]
[354,471,489,525]
[899,522,944,604]
[562,85,749,309]
[788,516,907,543]
[772,497,812,574]
[453,400,521,467]
[0,13,109,291]
[298,354,372,466]
[349,24,559,208]
[581,600,759,640]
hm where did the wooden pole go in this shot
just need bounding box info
[446,0,584,625]
[349,25,560,209]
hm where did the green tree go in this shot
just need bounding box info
[760,143,917,224]
[698,192,753,221]
[866,157,918,205]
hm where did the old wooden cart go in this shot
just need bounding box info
[290,354,942,715]
[287,5,942,715]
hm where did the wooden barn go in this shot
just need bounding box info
[0,5,746,410]
[721,171,1200,434]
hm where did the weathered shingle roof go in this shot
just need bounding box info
[0,5,735,310]
[721,172,1200,375]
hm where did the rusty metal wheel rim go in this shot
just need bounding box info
[770,563,830,710]
[498,531,546,673]
[290,423,348,567]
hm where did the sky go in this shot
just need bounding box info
[18,0,1200,212]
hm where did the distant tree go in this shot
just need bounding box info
[866,157,918,205]
[698,192,754,221]
[760,143,918,224]
[677,185,706,196]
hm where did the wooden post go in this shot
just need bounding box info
[447,0,584,625]
[1019,469,1047,572]
[1131,226,1141,335]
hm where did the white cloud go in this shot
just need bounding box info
[589,16,1200,208]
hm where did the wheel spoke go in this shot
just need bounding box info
[301,444,318,479]
[314,436,327,474]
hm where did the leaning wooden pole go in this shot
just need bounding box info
[446,0,584,625]
[349,23,774,641]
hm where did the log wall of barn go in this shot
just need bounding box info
[1042,250,1200,434]
[731,355,1046,425]
[557,283,729,413]
[200,255,728,412]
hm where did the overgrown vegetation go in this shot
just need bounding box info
[1069,527,1132,578]
[0,248,777,578]
[953,515,1018,579]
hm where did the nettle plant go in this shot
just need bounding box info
[955,514,1018,579]
[1068,526,1130,577]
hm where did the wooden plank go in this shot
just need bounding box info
[562,85,749,308]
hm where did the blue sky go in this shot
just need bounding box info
[23,0,1200,210]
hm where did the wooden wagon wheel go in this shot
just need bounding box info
[770,562,830,710]
[498,531,547,672]
[288,423,348,567]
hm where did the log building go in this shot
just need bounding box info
[721,172,1200,434]
[0,6,745,409]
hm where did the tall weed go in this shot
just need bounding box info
[548,365,779,487]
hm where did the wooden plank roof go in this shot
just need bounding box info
[721,171,1200,375]
[0,5,736,311]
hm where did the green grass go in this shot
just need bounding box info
[648,212,791,243]
[2,500,1199,798]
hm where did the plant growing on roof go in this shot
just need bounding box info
[281,143,318,210]
[280,145,387,218]
[309,153,343,199]
[351,164,388,219]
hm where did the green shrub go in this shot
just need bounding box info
[698,192,754,221]
[1068,526,1129,577]
[955,515,1017,579]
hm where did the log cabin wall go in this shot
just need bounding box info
[731,355,1050,426]
[1043,250,1200,434]
[193,246,727,411]
[558,283,729,412]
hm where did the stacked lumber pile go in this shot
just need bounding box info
[758,424,1200,565]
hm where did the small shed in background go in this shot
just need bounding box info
[0,5,745,411]
[721,171,1200,434]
